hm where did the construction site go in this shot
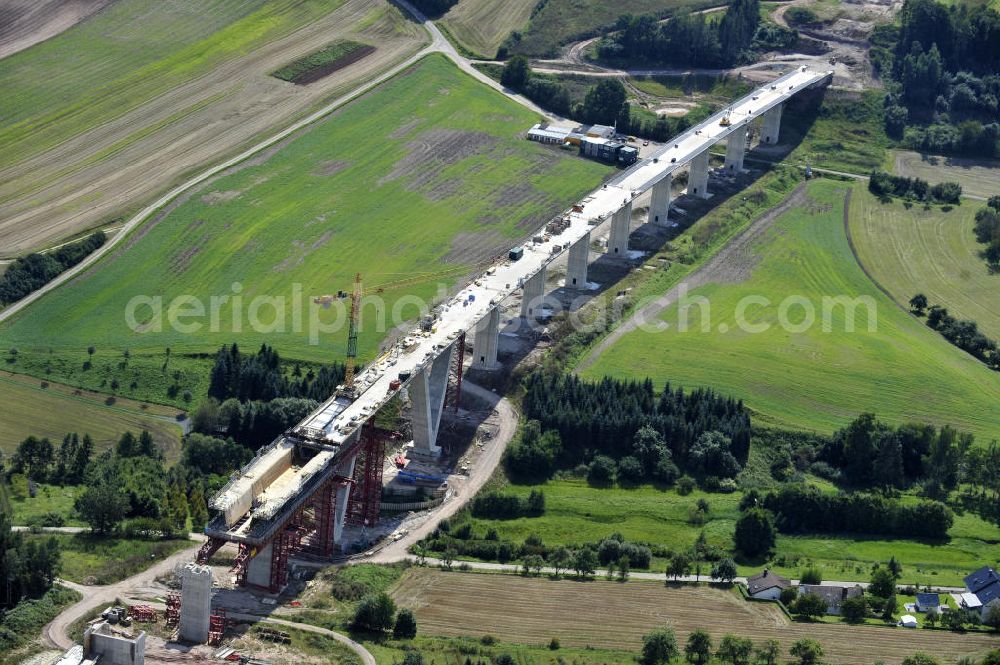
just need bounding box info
[37,65,830,665]
[184,65,829,596]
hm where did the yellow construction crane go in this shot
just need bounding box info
[313,258,502,396]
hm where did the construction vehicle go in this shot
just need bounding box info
[719,107,733,127]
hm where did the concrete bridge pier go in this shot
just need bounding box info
[647,177,671,226]
[688,150,710,198]
[566,231,591,288]
[608,200,632,255]
[761,103,783,144]
[409,342,453,457]
[725,124,749,173]
[473,306,500,369]
[520,267,546,318]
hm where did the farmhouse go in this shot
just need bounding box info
[915,592,941,613]
[746,569,791,600]
[960,566,1000,619]
[798,584,864,615]
[527,123,571,145]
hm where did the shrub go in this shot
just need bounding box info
[351,592,396,632]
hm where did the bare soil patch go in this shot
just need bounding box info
[380,128,499,192]
[312,160,352,177]
[0,0,114,60]
[201,190,243,205]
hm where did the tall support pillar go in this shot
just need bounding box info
[647,177,672,226]
[332,443,358,545]
[473,307,500,369]
[688,150,710,198]
[725,124,749,173]
[520,267,546,318]
[608,201,632,255]
[761,103,783,144]
[409,344,452,456]
[566,231,590,288]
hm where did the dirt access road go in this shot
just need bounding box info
[43,536,205,650]
[484,0,892,91]
[576,182,810,373]
[39,379,519,649]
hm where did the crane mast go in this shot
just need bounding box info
[343,272,362,393]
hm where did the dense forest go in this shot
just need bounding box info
[0,231,105,306]
[197,343,348,447]
[595,0,795,68]
[875,0,1000,156]
[0,514,60,611]
[506,371,751,484]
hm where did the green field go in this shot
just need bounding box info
[0,372,183,460]
[456,479,1000,586]
[891,150,1000,200]
[510,0,714,57]
[23,533,193,585]
[0,0,344,169]
[438,0,540,58]
[5,482,84,527]
[849,184,1000,339]
[630,74,754,101]
[581,178,1000,442]
[0,55,610,405]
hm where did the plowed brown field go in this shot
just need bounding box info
[393,569,1000,664]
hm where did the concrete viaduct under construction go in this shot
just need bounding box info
[198,66,832,592]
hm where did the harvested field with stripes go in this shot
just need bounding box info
[392,569,1000,664]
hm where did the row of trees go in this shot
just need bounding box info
[8,432,93,484]
[972,196,1000,269]
[762,484,954,540]
[923,302,1000,370]
[867,170,962,203]
[0,231,105,305]
[596,0,776,68]
[640,625,823,665]
[470,489,545,519]
[511,371,751,483]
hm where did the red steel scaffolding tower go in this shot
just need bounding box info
[347,419,398,527]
